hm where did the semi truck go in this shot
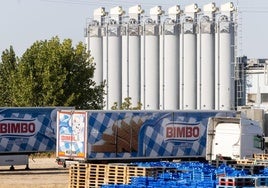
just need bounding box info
[56,110,265,166]
[0,107,65,170]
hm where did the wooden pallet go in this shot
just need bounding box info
[126,166,151,184]
[127,166,148,176]
[68,176,87,188]
[255,161,268,166]
[68,163,180,188]
[68,163,89,188]
[253,153,268,160]
[87,164,107,188]
[236,159,255,165]
[105,165,127,185]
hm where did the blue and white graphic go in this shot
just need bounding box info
[57,111,86,159]
[0,107,59,153]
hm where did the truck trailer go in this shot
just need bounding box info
[0,107,64,169]
[56,110,265,166]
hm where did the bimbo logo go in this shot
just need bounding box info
[165,122,201,142]
[0,119,37,137]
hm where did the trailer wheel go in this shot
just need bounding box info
[10,165,15,171]
[25,164,30,170]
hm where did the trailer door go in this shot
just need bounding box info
[57,111,87,160]
[206,117,241,160]
[213,122,240,159]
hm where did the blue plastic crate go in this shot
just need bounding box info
[101,185,116,188]
[131,177,148,186]
[159,172,173,180]
[196,180,215,188]
[181,172,192,181]
[203,173,215,181]
[262,168,268,175]
[126,161,268,188]
[255,176,268,186]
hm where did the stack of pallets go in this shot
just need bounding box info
[105,165,127,185]
[87,164,106,187]
[68,163,88,188]
[236,159,255,165]
[235,153,268,166]
[126,166,155,184]
[253,153,268,166]
[253,153,268,160]
[68,163,160,188]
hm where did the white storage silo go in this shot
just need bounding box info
[88,7,106,85]
[180,4,200,110]
[122,5,143,107]
[106,6,125,109]
[197,3,217,109]
[142,6,163,110]
[162,5,181,110]
[215,2,236,110]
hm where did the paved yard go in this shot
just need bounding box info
[0,157,68,188]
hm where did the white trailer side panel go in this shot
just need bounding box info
[213,122,240,159]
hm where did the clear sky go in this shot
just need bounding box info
[0,0,267,58]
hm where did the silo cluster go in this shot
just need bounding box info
[86,2,237,110]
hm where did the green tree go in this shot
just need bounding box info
[111,97,142,110]
[0,46,18,106]
[4,37,104,109]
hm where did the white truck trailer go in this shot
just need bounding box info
[56,110,264,165]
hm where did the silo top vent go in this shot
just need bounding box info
[184,3,200,13]
[168,5,181,15]
[220,2,235,12]
[129,5,144,14]
[94,7,106,16]
[110,6,125,16]
[203,2,218,13]
[110,6,125,24]
[150,6,164,15]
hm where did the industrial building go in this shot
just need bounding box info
[85,2,238,111]
[238,57,268,136]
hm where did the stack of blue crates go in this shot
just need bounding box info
[101,161,268,188]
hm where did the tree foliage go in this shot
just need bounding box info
[111,97,142,110]
[0,46,17,106]
[0,37,105,109]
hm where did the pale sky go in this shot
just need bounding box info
[0,0,267,58]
